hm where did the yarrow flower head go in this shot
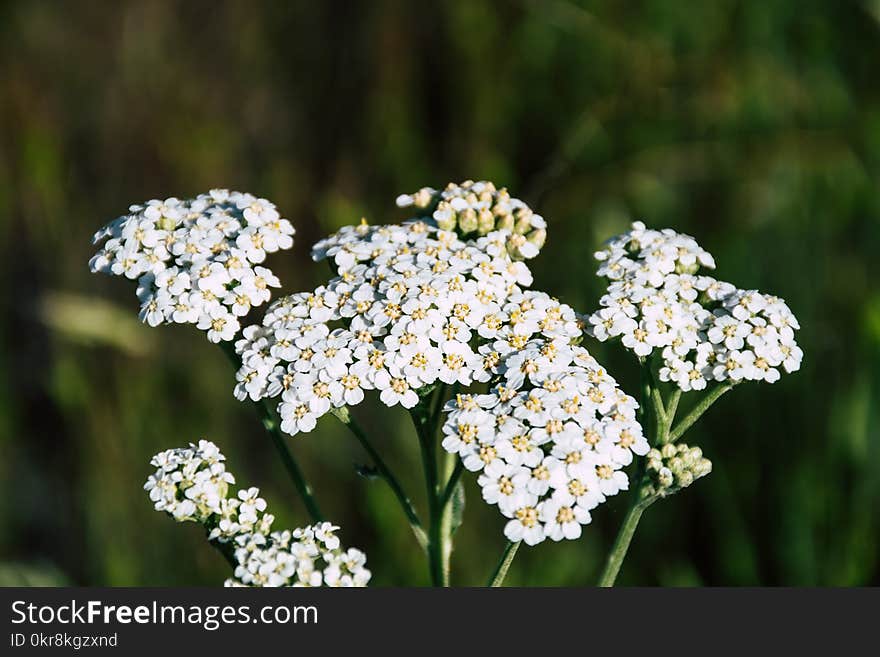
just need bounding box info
[145,440,370,587]
[395,180,547,260]
[234,215,536,435]
[89,190,294,342]
[144,439,234,522]
[440,294,647,546]
[586,222,803,390]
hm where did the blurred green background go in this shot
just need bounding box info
[1,0,878,587]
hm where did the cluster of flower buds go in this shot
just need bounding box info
[396,180,547,260]
[642,443,712,498]
[144,440,370,587]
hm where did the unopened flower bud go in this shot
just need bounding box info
[527,227,547,250]
[675,261,701,275]
[675,470,694,488]
[495,212,515,231]
[477,209,495,235]
[693,458,713,478]
[514,208,533,234]
[434,203,457,231]
[413,187,435,208]
[458,208,478,234]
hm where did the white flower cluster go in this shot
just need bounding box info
[395,180,547,260]
[228,523,371,588]
[234,219,537,435]
[441,298,647,546]
[89,190,294,342]
[587,222,803,390]
[145,439,234,522]
[144,440,370,587]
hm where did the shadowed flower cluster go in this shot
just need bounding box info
[145,440,370,587]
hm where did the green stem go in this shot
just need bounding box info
[430,381,451,430]
[644,357,666,422]
[597,496,654,587]
[218,341,323,523]
[412,400,442,586]
[438,459,464,510]
[331,407,427,551]
[437,450,460,585]
[669,384,733,443]
[658,388,682,444]
[258,400,324,523]
[598,360,671,587]
[488,541,521,587]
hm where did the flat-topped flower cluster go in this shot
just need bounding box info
[587,222,803,390]
[90,190,294,342]
[233,219,537,434]
[441,300,647,546]
[144,440,370,587]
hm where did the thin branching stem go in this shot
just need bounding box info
[597,496,655,587]
[658,388,682,444]
[438,459,465,510]
[258,400,324,522]
[332,407,427,551]
[599,373,733,585]
[488,541,521,587]
[218,341,323,522]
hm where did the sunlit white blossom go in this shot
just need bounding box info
[586,222,803,390]
[90,190,293,342]
[145,440,370,587]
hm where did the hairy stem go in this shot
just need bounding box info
[438,449,460,585]
[332,407,427,551]
[597,497,654,587]
[411,384,461,586]
[438,459,464,510]
[658,388,682,445]
[488,541,521,587]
